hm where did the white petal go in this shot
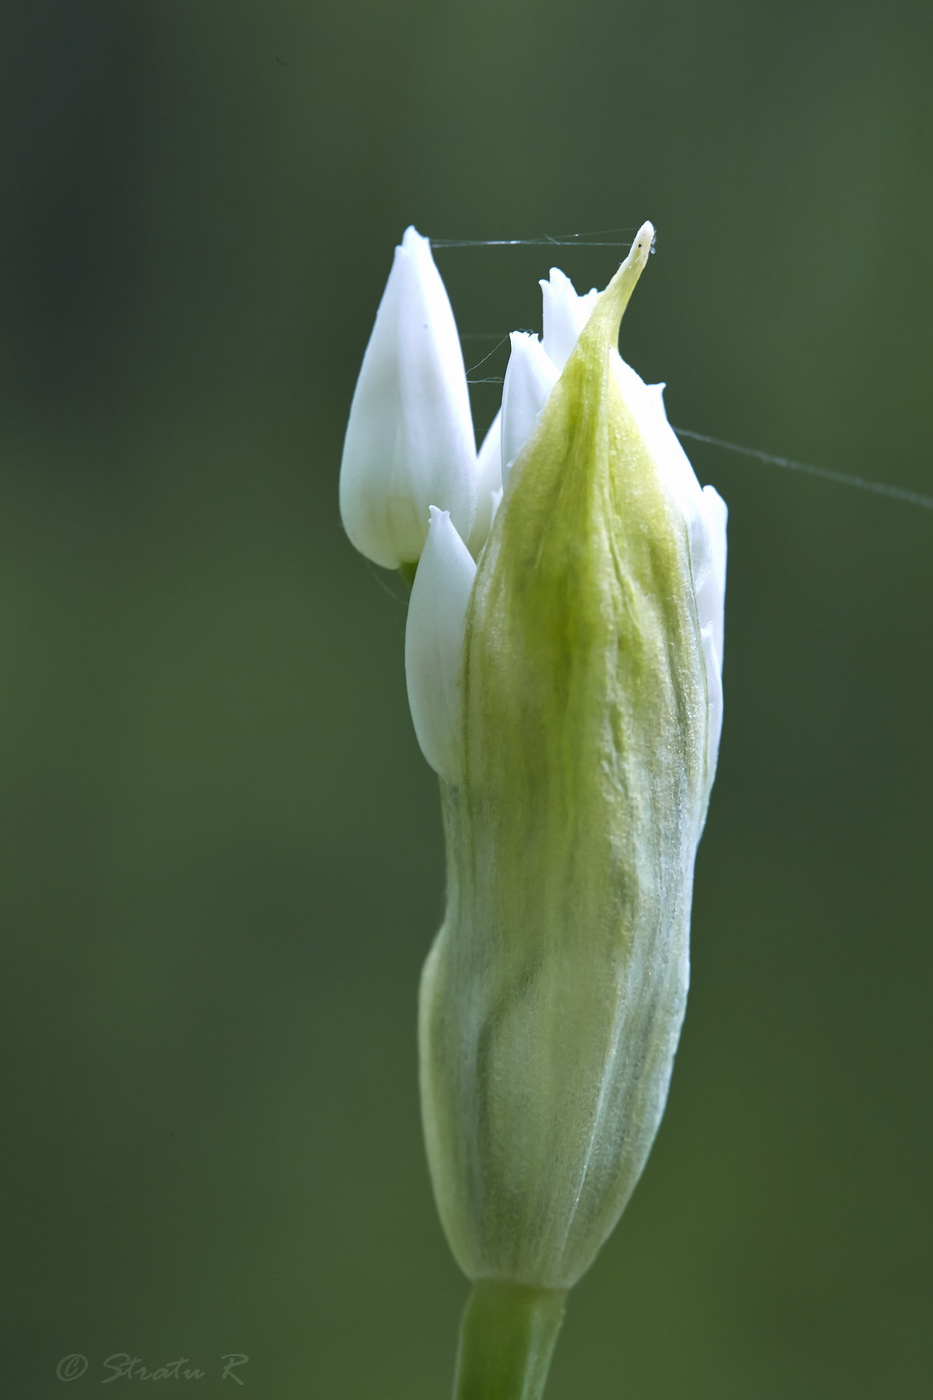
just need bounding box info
[539,267,599,371]
[701,623,724,805]
[405,508,477,782]
[609,360,727,795]
[611,360,722,608]
[500,333,559,485]
[467,411,503,558]
[339,228,477,569]
[612,359,706,529]
[698,485,728,666]
[687,486,726,803]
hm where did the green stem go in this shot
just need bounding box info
[452,1280,567,1400]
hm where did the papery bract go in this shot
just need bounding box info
[418,224,727,1290]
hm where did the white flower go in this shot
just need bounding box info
[499,332,559,485]
[339,227,477,569]
[606,360,727,807]
[539,266,598,370]
[467,413,503,558]
[404,508,476,783]
[497,269,599,486]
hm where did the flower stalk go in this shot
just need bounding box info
[452,1282,566,1400]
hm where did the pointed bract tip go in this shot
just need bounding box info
[631,220,655,263]
[582,220,656,351]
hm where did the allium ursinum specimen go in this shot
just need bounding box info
[339,222,726,1393]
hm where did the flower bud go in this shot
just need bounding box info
[499,332,559,485]
[339,227,477,569]
[405,508,476,783]
[418,224,727,1290]
[467,413,504,558]
[539,266,598,370]
[498,271,599,491]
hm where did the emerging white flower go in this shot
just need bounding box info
[605,361,728,809]
[405,508,476,784]
[339,227,477,569]
[695,483,728,796]
[499,332,560,485]
[467,413,503,558]
[498,269,601,490]
[539,266,598,370]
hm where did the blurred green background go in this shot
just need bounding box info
[1,1,931,1395]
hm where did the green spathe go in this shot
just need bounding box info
[419,226,710,1291]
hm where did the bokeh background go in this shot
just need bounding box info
[2,1,931,1396]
